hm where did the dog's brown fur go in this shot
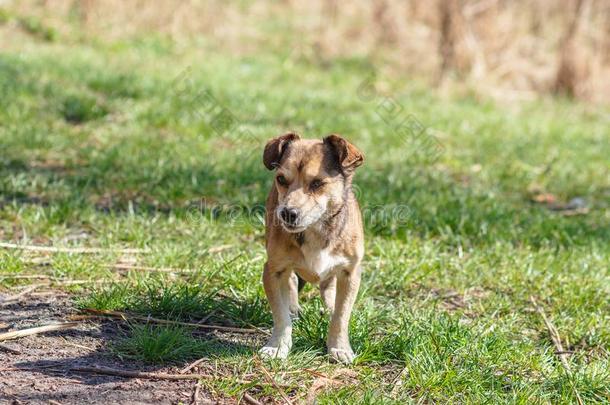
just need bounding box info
[260,132,364,364]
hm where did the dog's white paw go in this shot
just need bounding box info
[259,340,291,360]
[328,346,356,364]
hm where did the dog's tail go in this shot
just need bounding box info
[297,275,306,292]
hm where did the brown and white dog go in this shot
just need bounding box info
[260,132,364,364]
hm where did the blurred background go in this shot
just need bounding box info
[2,0,610,103]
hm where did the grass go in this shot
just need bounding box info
[113,324,209,364]
[1,16,609,404]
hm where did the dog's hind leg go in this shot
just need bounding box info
[319,276,336,315]
[260,263,293,359]
[327,265,361,364]
[287,272,301,320]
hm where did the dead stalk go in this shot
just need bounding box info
[68,365,213,380]
[255,356,293,405]
[104,263,193,273]
[0,322,80,342]
[180,357,207,374]
[242,392,263,405]
[1,284,44,305]
[0,241,147,254]
[530,296,583,405]
[82,308,268,335]
[0,343,22,354]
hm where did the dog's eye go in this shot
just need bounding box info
[310,179,324,191]
[276,175,289,186]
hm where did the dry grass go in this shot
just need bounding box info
[3,0,610,102]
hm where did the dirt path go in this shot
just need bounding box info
[0,294,221,404]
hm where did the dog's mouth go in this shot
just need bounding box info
[280,223,307,233]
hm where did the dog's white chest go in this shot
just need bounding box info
[300,245,349,282]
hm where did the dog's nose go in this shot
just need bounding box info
[280,207,300,226]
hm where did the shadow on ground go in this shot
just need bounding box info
[0,295,261,404]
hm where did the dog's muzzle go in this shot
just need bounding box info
[277,206,307,232]
[279,207,300,226]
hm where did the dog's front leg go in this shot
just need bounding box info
[327,265,361,364]
[260,263,293,359]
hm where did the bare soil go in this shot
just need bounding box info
[0,294,221,405]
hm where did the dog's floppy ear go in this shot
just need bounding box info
[323,134,364,171]
[263,132,300,170]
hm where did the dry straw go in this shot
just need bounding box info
[5,0,610,102]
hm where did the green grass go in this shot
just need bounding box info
[113,324,209,364]
[1,20,609,404]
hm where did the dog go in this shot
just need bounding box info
[259,132,364,364]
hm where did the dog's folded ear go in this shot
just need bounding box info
[263,132,300,170]
[323,134,364,172]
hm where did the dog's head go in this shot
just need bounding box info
[263,132,364,233]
